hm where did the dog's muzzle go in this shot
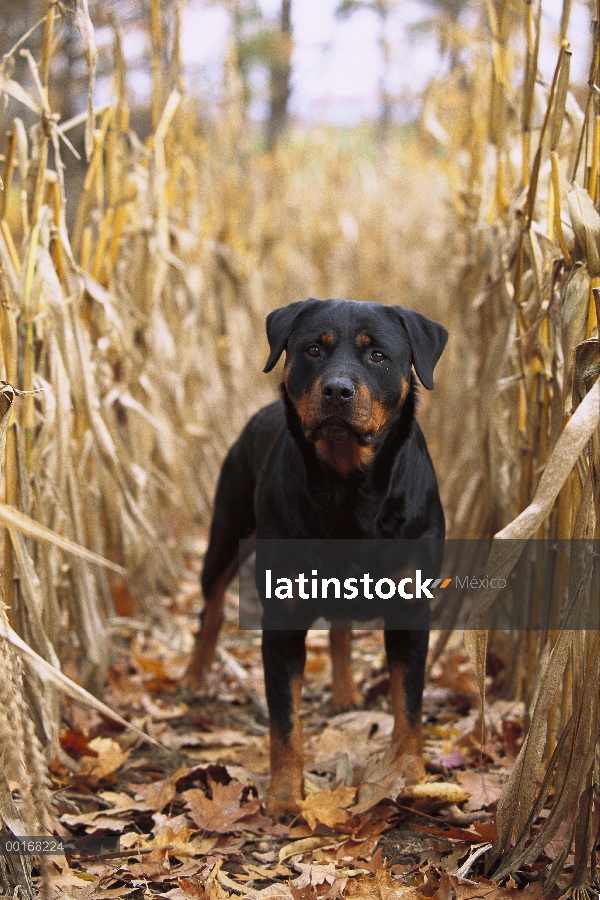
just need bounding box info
[308,416,375,445]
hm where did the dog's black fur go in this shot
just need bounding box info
[186,298,448,817]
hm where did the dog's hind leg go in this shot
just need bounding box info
[184,555,240,687]
[185,446,255,687]
[329,625,361,712]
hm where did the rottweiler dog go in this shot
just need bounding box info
[185,298,448,818]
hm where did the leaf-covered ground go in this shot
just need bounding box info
[43,532,570,899]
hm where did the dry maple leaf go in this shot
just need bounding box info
[205,879,231,900]
[139,824,200,857]
[183,777,261,833]
[300,784,356,830]
[290,862,348,900]
[454,769,505,813]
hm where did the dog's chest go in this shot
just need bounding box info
[290,468,390,539]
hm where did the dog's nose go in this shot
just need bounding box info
[322,377,356,405]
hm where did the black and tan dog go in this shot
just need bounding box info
[185,298,448,818]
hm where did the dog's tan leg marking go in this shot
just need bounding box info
[267,672,304,819]
[329,626,361,712]
[183,558,238,688]
[387,662,426,783]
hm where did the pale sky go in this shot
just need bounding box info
[176,0,593,125]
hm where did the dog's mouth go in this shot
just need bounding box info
[306,416,375,446]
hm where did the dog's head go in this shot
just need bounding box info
[264,298,448,475]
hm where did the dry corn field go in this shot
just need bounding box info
[0,0,599,897]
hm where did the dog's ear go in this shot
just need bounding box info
[263,299,320,373]
[393,306,448,390]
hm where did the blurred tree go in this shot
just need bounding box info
[225,0,293,148]
[407,0,474,69]
[336,0,475,133]
[228,0,271,105]
[335,0,397,138]
[266,0,292,149]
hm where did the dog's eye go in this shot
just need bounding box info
[370,350,385,362]
[306,346,321,358]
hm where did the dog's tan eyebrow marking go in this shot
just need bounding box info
[356,333,372,347]
[321,332,336,346]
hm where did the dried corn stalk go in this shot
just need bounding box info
[426,0,600,888]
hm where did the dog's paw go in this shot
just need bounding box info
[265,793,302,823]
[330,686,363,714]
[179,665,216,701]
[396,753,426,785]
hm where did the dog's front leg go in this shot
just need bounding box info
[383,629,427,783]
[262,629,307,819]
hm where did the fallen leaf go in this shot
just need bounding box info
[300,783,356,830]
[128,847,171,879]
[344,868,423,900]
[312,717,390,772]
[454,770,504,812]
[133,766,192,812]
[96,790,154,814]
[59,810,131,833]
[177,878,207,898]
[472,822,497,842]
[79,737,131,779]
[291,861,338,889]
[401,782,469,804]
[448,876,513,900]
[183,777,261,833]
[433,871,453,900]
[61,728,99,761]
[89,886,139,898]
[248,885,295,900]
[279,836,342,863]
[353,765,406,815]
[140,823,213,858]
